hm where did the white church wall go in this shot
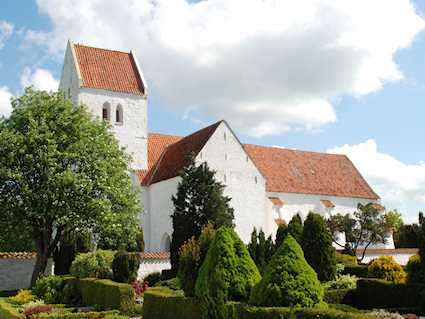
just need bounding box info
[77,87,147,170]
[139,185,151,252]
[148,177,180,252]
[198,123,267,243]
[59,40,80,103]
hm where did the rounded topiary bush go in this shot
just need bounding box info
[195,227,261,302]
[406,254,424,283]
[249,235,324,307]
[367,255,406,283]
[70,249,115,279]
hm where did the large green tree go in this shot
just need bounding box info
[326,202,389,261]
[300,212,336,282]
[170,156,234,273]
[0,88,142,287]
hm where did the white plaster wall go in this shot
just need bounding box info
[198,122,267,243]
[137,258,171,280]
[59,40,80,102]
[148,177,180,252]
[358,252,415,265]
[77,88,147,170]
[0,258,53,291]
[139,185,151,252]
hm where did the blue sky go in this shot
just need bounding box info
[1,0,425,223]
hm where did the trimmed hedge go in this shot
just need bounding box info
[142,287,202,319]
[356,278,425,309]
[77,278,135,315]
[342,265,368,278]
[142,287,375,319]
[323,289,356,306]
[0,297,24,319]
[37,310,119,319]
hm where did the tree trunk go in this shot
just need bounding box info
[30,249,49,288]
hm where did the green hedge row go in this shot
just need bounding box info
[341,265,368,278]
[142,287,375,319]
[323,289,356,305]
[77,278,135,315]
[356,278,425,310]
[38,310,119,319]
[0,298,24,319]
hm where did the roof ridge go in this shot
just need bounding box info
[74,43,130,55]
[242,143,347,157]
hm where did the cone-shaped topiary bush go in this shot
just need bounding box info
[195,227,261,302]
[249,235,324,307]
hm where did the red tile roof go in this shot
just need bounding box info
[0,252,37,259]
[139,252,170,259]
[337,248,418,255]
[268,197,284,206]
[321,200,335,208]
[74,44,144,95]
[243,144,379,199]
[373,203,385,210]
[275,218,287,226]
[136,122,222,185]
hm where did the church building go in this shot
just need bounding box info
[59,39,392,253]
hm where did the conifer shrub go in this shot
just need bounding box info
[275,223,289,249]
[70,250,115,279]
[249,235,324,307]
[112,251,140,283]
[301,212,337,282]
[144,272,162,286]
[9,290,36,305]
[195,228,261,302]
[406,254,424,283]
[367,255,406,283]
[288,213,303,243]
[337,254,358,266]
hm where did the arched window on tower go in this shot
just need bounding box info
[102,102,110,121]
[161,233,171,252]
[116,104,123,124]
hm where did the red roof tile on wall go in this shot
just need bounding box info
[268,197,284,205]
[243,144,379,199]
[74,44,144,95]
[275,218,287,226]
[0,252,37,258]
[321,200,335,208]
[139,252,170,259]
[373,203,385,210]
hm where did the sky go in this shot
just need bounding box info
[1,0,425,224]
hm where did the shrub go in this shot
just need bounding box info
[249,235,323,307]
[130,280,148,299]
[70,250,115,279]
[337,254,358,266]
[10,290,36,305]
[112,251,140,283]
[342,265,368,278]
[323,289,356,305]
[178,236,200,297]
[328,304,360,313]
[144,272,161,286]
[367,255,406,283]
[288,214,303,243]
[406,254,424,283]
[301,213,337,282]
[195,228,261,302]
[24,305,59,318]
[155,278,181,291]
[326,274,358,290]
[275,223,289,250]
[32,276,65,304]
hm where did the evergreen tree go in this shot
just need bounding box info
[249,235,323,307]
[264,235,275,268]
[288,213,303,243]
[247,227,258,263]
[419,212,425,273]
[300,212,336,282]
[256,229,266,273]
[275,223,289,249]
[170,156,234,273]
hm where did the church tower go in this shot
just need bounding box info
[59,38,148,170]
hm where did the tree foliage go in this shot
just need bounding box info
[249,235,323,307]
[385,208,403,233]
[0,88,141,286]
[394,223,420,248]
[195,228,261,302]
[288,213,303,243]
[275,223,289,250]
[300,212,336,282]
[247,227,275,275]
[170,156,234,273]
[326,202,389,261]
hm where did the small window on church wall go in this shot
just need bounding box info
[102,102,110,121]
[255,176,258,184]
[116,104,123,124]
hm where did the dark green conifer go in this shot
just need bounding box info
[288,213,303,243]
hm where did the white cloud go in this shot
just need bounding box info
[27,0,425,136]
[20,68,59,92]
[0,21,13,50]
[0,86,13,117]
[328,139,425,223]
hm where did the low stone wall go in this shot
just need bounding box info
[137,252,171,280]
[355,248,418,265]
[0,253,53,291]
